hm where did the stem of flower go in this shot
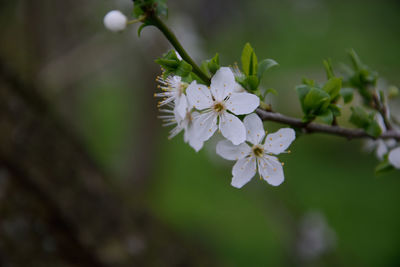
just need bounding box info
[149,16,211,84]
[256,108,400,140]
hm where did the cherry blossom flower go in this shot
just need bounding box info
[388,147,400,169]
[364,114,396,159]
[158,96,203,151]
[155,75,188,118]
[186,67,259,145]
[103,10,127,32]
[216,113,295,188]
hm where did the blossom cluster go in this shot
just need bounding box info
[155,67,296,188]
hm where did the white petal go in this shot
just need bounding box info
[264,128,296,155]
[232,83,245,93]
[243,113,265,144]
[174,95,188,119]
[231,156,257,188]
[210,67,236,101]
[186,81,213,110]
[185,120,204,152]
[388,147,400,169]
[216,140,251,161]
[225,92,260,115]
[258,155,284,186]
[191,111,218,142]
[375,140,388,160]
[219,112,246,145]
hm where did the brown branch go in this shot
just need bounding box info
[256,108,400,140]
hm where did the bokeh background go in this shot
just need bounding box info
[1,0,400,266]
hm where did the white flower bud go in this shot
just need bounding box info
[103,10,127,32]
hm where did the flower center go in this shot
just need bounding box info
[252,145,264,157]
[213,102,225,113]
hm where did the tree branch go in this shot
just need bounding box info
[256,108,400,140]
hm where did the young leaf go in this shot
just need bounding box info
[340,88,354,103]
[323,59,335,79]
[349,106,370,128]
[318,109,333,124]
[303,88,330,115]
[365,120,382,138]
[245,75,259,91]
[241,43,258,76]
[322,77,342,100]
[257,59,278,80]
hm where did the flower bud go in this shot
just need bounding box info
[104,10,127,32]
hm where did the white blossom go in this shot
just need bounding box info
[158,96,203,152]
[186,67,259,145]
[103,10,127,32]
[388,147,400,169]
[216,113,295,188]
[364,114,396,160]
[155,75,188,118]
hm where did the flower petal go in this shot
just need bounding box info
[174,94,188,119]
[225,92,260,115]
[388,147,400,169]
[264,128,296,155]
[192,111,218,142]
[258,155,284,186]
[243,113,265,144]
[231,156,257,188]
[216,140,251,160]
[210,67,236,101]
[376,140,388,160]
[186,81,213,110]
[219,112,246,145]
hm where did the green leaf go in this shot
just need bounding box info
[207,53,220,75]
[257,59,278,80]
[302,78,315,87]
[375,158,395,175]
[349,106,371,128]
[303,88,330,114]
[133,0,168,18]
[241,43,258,76]
[175,60,192,77]
[329,104,341,117]
[349,107,382,137]
[322,77,342,100]
[296,85,311,112]
[323,59,335,79]
[365,120,382,138]
[340,88,354,103]
[245,75,259,91]
[348,48,363,71]
[318,109,333,124]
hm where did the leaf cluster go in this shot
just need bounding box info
[236,43,278,96]
[155,50,203,83]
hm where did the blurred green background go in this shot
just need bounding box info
[1,0,400,266]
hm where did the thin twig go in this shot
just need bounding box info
[256,108,400,140]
